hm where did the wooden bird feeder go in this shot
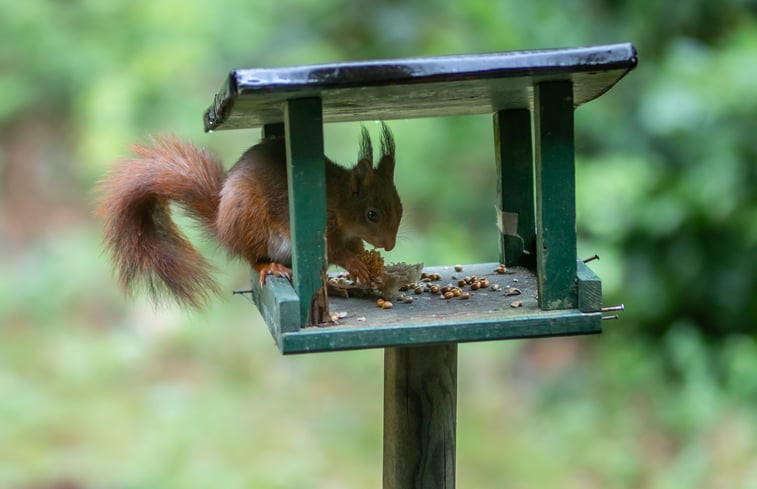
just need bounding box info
[204,43,637,488]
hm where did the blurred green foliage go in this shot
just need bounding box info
[1,0,756,487]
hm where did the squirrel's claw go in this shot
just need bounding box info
[255,262,293,286]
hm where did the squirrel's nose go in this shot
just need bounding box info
[383,237,396,252]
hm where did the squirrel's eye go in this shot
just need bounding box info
[366,209,379,223]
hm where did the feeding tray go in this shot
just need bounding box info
[257,262,601,354]
[204,43,636,354]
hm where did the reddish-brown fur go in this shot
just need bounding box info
[96,135,225,307]
[96,125,402,308]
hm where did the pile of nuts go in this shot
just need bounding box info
[375,264,524,309]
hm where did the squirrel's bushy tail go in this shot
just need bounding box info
[96,135,225,307]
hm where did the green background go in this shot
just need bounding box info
[1,1,756,487]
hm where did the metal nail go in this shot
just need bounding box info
[601,304,625,312]
[583,253,600,263]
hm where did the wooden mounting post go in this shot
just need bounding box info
[383,344,458,489]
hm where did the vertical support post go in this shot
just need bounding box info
[262,122,285,140]
[383,344,457,489]
[493,109,536,268]
[533,81,578,310]
[284,98,329,325]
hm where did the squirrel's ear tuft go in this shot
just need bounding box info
[377,122,396,178]
[358,125,373,165]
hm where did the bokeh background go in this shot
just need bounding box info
[2,1,756,487]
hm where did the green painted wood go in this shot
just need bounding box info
[384,345,457,489]
[533,81,578,310]
[493,109,536,268]
[250,275,300,337]
[284,98,328,326]
[576,260,602,313]
[280,310,601,354]
[262,122,285,140]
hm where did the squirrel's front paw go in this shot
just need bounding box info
[346,259,376,287]
[254,261,292,286]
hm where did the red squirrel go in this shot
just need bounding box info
[96,123,402,307]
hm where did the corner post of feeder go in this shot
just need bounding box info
[493,108,536,268]
[262,122,285,140]
[532,80,578,310]
[284,98,329,326]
